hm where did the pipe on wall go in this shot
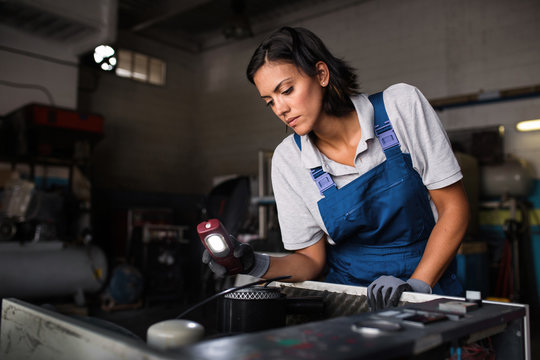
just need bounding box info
[430,85,540,111]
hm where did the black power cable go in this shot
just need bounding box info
[176,275,291,319]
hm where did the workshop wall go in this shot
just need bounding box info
[79,32,203,194]
[70,0,540,198]
[196,0,540,191]
[0,24,79,113]
[193,38,284,191]
[0,0,115,115]
[3,0,539,197]
[73,0,540,232]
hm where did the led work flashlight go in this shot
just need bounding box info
[197,219,243,275]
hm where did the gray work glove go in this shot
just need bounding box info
[367,276,432,311]
[201,240,269,278]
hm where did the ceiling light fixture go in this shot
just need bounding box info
[93,45,117,71]
[516,119,540,132]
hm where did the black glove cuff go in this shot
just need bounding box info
[246,253,270,278]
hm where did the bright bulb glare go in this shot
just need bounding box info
[95,45,115,58]
[516,119,540,132]
[358,327,381,337]
[206,235,227,252]
[94,45,116,71]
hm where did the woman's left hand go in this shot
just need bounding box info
[367,276,432,310]
[410,181,469,287]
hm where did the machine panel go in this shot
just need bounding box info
[0,280,531,360]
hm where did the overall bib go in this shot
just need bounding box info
[294,92,462,296]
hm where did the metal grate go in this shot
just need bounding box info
[224,286,282,300]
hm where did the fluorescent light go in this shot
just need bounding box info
[516,119,540,132]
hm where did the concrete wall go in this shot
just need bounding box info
[0,24,79,113]
[0,0,116,114]
[80,32,201,193]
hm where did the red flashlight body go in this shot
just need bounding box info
[197,219,244,275]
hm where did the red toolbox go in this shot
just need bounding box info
[25,104,104,134]
[2,103,104,159]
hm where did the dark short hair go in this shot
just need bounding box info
[246,27,360,117]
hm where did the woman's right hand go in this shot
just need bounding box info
[202,240,270,278]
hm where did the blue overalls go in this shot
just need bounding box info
[294,92,462,296]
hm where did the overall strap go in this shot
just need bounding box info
[368,92,401,157]
[294,133,302,150]
[293,133,337,196]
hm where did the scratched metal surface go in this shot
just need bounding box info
[1,283,529,360]
[177,299,527,360]
[0,298,172,360]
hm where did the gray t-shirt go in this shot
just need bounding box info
[271,83,462,251]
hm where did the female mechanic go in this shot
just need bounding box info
[202,27,469,310]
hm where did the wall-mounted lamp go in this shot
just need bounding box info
[516,119,540,132]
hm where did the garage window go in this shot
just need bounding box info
[115,49,166,86]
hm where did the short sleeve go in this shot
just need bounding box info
[271,144,326,250]
[385,84,462,190]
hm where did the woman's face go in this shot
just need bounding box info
[253,61,326,136]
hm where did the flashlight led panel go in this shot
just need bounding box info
[206,234,228,253]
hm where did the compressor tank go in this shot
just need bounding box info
[480,156,535,198]
[0,242,107,299]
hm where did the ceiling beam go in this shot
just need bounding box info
[131,0,212,32]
